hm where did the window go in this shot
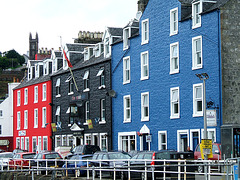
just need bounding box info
[21,137,24,150]
[69,105,78,125]
[141,19,149,45]
[192,1,202,29]
[62,135,67,146]
[85,101,90,122]
[0,125,2,134]
[34,86,38,103]
[24,110,28,129]
[177,130,189,152]
[96,67,105,88]
[16,137,20,149]
[84,134,92,145]
[83,70,89,91]
[158,131,167,150]
[25,137,29,151]
[0,110,2,117]
[118,132,136,152]
[42,107,46,128]
[123,56,130,84]
[24,88,28,105]
[56,78,61,97]
[68,79,74,94]
[141,51,149,80]
[193,83,203,117]
[170,87,180,119]
[123,95,131,123]
[123,27,130,50]
[55,136,61,148]
[17,90,20,106]
[170,42,179,74]
[56,106,61,125]
[34,109,38,128]
[17,112,20,130]
[170,8,178,36]
[42,84,46,101]
[100,99,106,123]
[192,36,202,70]
[141,92,149,121]
[32,137,37,152]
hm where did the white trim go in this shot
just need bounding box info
[42,84,47,101]
[24,110,28,129]
[158,131,167,150]
[34,86,38,103]
[141,92,149,121]
[141,51,149,80]
[24,88,28,105]
[16,137,20,148]
[123,27,131,50]
[17,90,21,106]
[17,111,21,130]
[177,130,189,152]
[123,56,131,84]
[141,19,149,45]
[118,131,137,151]
[190,129,200,151]
[170,87,180,119]
[21,137,24,150]
[34,108,38,128]
[42,107,47,128]
[123,95,131,123]
[43,136,48,151]
[32,136,37,152]
[193,83,203,117]
[170,42,179,74]
[192,36,203,70]
[25,137,29,151]
[170,7,178,36]
[192,1,202,29]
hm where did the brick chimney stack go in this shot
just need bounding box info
[138,0,149,13]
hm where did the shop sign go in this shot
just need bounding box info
[0,140,9,146]
[206,109,217,126]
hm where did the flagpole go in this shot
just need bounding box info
[69,67,79,92]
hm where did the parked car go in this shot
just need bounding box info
[194,143,222,160]
[120,150,194,180]
[0,149,6,153]
[90,151,131,178]
[0,152,14,170]
[32,151,64,174]
[8,152,36,169]
[62,154,92,177]
[12,148,28,154]
[66,145,100,159]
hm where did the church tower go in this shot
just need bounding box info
[29,32,39,60]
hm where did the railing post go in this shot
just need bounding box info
[163,160,166,180]
[128,160,130,180]
[46,159,48,175]
[100,161,102,180]
[113,161,116,180]
[151,165,155,180]
[184,161,186,180]
[37,160,39,175]
[92,168,95,180]
[75,160,77,178]
[144,160,147,180]
[87,159,89,179]
[32,170,34,180]
[65,160,68,177]
[178,160,181,180]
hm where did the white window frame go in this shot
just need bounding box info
[17,90,20,106]
[100,99,106,124]
[192,1,202,29]
[55,135,61,148]
[177,130,189,152]
[38,136,42,152]
[118,132,137,152]
[42,84,47,101]
[170,7,178,36]
[158,131,167,150]
[100,133,108,151]
[21,137,24,150]
[123,27,130,50]
[83,70,90,92]
[123,56,130,84]
[85,101,90,122]
[34,108,38,128]
[123,95,131,123]
[193,83,203,117]
[24,88,28,105]
[170,42,179,74]
[32,136,37,152]
[25,137,29,151]
[141,19,149,45]
[170,87,180,119]
[56,78,61,97]
[141,92,149,121]
[141,51,149,80]
[192,36,203,70]
[34,86,38,103]
[17,111,20,130]
[16,137,20,149]
[42,107,46,128]
[24,110,28,129]
[190,129,200,151]
[84,134,92,145]
[43,136,48,151]
[201,128,216,142]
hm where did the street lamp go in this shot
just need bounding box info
[195,73,209,160]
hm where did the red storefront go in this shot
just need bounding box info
[13,79,52,152]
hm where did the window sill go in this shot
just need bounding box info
[24,127,28,129]
[192,24,201,29]
[192,66,202,70]
[24,103,28,105]
[99,121,106,124]
[56,94,61,98]
[123,120,131,123]
[98,85,106,89]
[141,118,149,122]
[170,70,179,75]
[170,31,178,36]
[141,40,149,45]
[83,123,88,126]
[123,81,130,85]
[34,126,38,128]
[68,124,72,127]
[83,88,90,92]
[170,115,180,119]
[192,113,203,117]
[42,99,46,102]
[140,76,149,81]
[34,101,38,104]
[68,92,74,95]
[123,46,129,51]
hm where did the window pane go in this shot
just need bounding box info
[196,87,202,98]
[197,101,202,111]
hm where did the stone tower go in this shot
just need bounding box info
[29,32,39,60]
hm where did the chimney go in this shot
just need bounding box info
[138,0,149,13]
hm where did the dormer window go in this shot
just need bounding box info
[123,27,130,50]
[43,62,48,75]
[94,43,104,57]
[35,64,39,78]
[84,47,94,61]
[192,1,202,29]
[28,68,32,80]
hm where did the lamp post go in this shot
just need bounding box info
[195,73,209,159]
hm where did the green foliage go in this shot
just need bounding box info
[0,49,25,69]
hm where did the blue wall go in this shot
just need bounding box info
[112,0,221,151]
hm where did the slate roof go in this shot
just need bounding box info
[54,51,62,58]
[66,43,92,52]
[179,0,230,21]
[108,27,123,37]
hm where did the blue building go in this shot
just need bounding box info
[111,0,238,153]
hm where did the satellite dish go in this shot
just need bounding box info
[107,90,117,98]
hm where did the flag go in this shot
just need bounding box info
[63,48,73,68]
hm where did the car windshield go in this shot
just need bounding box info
[72,146,83,153]
[45,153,61,159]
[23,154,36,159]
[109,153,131,159]
[0,153,13,158]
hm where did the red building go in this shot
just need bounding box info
[13,75,52,152]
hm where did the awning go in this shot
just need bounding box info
[83,71,89,80]
[96,68,104,76]
[56,78,60,87]
[65,76,72,82]
[55,106,60,116]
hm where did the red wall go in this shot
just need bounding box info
[13,80,52,152]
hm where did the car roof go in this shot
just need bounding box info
[15,152,35,155]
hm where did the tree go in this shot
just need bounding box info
[5,49,25,65]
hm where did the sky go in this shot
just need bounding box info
[0,0,138,55]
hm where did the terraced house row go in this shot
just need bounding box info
[4,0,238,158]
